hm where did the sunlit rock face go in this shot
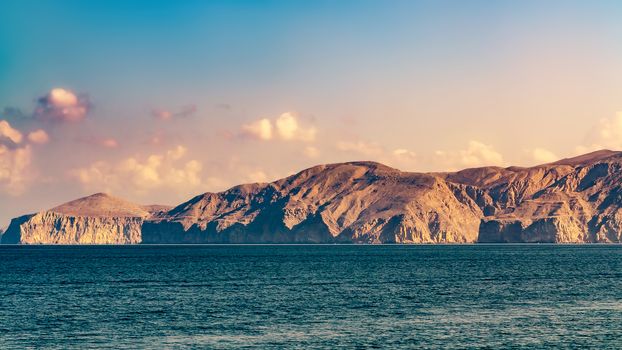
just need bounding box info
[143,150,622,244]
[142,162,483,243]
[465,150,622,243]
[1,193,169,244]
[4,150,622,244]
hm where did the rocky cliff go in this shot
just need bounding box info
[143,150,622,243]
[445,150,622,242]
[0,193,170,244]
[143,162,483,243]
[4,149,622,244]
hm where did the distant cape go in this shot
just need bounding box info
[3,149,622,244]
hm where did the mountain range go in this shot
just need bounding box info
[2,149,622,244]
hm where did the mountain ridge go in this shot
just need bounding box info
[2,149,622,244]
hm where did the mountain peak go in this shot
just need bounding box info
[550,149,621,166]
[50,193,152,218]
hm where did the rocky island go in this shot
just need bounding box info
[2,149,621,244]
[0,193,170,244]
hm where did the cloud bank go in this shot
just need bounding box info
[435,141,504,169]
[70,145,206,196]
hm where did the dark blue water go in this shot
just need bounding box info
[1,245,622,349]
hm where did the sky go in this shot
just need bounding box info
[1,0,622,225]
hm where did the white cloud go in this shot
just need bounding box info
[242,118,273,140]
[577,112,622,153]
[529,147,558,164]
[435,140,504,169]
[460,140,504,166]
[275,112,316,141]
[392,148,416,159]
[70,145,207,195]
[48,88,78,107]
[27,129,49,144]
[0,144,32,195]
[241,112,316,142]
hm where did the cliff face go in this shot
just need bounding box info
[1,193,169,244]
[466,151,622,243]
[4,150,622,244]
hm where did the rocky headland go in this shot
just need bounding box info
[3,149,622,244]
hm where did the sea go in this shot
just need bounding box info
[1,244,622,349]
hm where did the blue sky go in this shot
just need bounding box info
[1,0,622,224]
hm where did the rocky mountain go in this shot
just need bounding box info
[4,150,622,244]
[1,193,170,244]
[143,162,482,243]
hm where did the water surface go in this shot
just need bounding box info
[1,245,621,349]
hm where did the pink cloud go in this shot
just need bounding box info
[34,88,92,122]
[0,120,23,145]
[27,129,50,144]
[151,105,197,121]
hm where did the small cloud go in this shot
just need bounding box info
[0,120,23,145]
[275,112,316,141]
[393,148,416,159]
[435,140,504,169]
[27,129,50,144]
[240,112,316,142]
[242,118,273,140]
[529,147,558,164]
[459,141,503,166]
[576,112,622,154]
[100,138,119,148]
[152,105,197,121]
[34,88,92,122]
